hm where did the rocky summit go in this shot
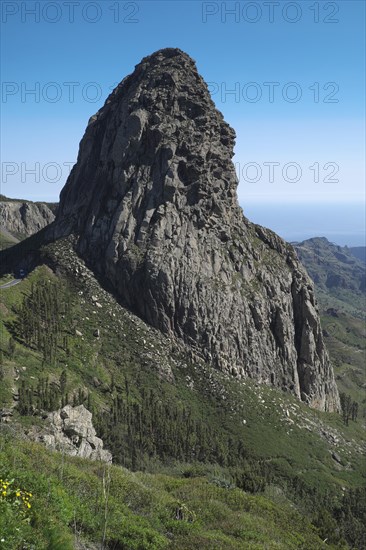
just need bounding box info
[46,48,339,411]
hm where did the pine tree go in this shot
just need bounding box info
[351,401,358,421]
[60,370,67,394]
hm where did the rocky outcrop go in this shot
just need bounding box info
[0,198,56,240]
[46,48,339,411]
[38,405,112,462]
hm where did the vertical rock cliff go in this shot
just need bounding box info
[50,48,340,412]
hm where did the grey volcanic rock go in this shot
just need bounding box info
[0,198,56,240]
[38,405,112,462]
[49,48,339,412]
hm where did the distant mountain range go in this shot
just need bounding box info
[293,237,365,300]
[292,236,366,309]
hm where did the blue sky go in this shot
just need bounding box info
[1,0,365,244]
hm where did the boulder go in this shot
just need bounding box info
[38,405,112,463]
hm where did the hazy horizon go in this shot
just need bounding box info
[1,188,364,248]
[243,202,365,247]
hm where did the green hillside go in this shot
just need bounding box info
[0,229,19,251]
[1,433,342,550]
[1,237,365,548]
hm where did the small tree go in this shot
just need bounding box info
[351,402,359,422]
[60,370,67,394]
[340,393,359,425]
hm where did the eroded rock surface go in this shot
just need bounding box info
[0,199,56,240]
[48,48,339,411]
[38,405,112,462]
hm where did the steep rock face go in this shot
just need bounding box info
[50,48,339,411]
[0,198,56,240]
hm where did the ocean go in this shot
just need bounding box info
[242,202,365,247]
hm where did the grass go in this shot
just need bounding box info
[0,230,19,251]
[0,432,336,550]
